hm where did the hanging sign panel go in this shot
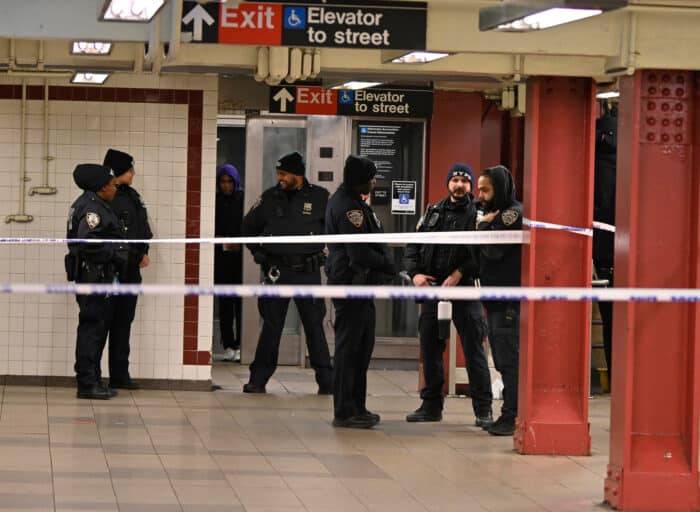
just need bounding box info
[357,123,403,180]
[269,85,433,118]
[391,180,417,215]
[182,0,427,49]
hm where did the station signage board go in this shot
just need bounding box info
[269,85,433,118]
[182,0,427,50]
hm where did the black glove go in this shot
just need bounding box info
[253,251,268,267]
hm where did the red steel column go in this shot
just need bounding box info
[517,77,595,455]
[604,70,700,511]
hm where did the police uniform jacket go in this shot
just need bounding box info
[476,166,522,295]
[325,183,396,285]
[242,179,328,260]
[403,195,479,284]
[66,191,126,283]
[111,185,152,282]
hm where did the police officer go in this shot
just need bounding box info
[326,155,397,429]
[404,163,493,427]
[66,164,127,400]
[475,165,523,436]
[593,109,617,383]
[241,152,333,394]
[103,149,153,389]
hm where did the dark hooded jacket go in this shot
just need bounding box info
[215,164,244,284]
[476,165,522,307]
[593,112,616,267]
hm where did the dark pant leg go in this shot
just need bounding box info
[249,296,291,386]
[417,301,446,412]
[296,296,333,388]
[353,300,375,414]
[486,304,520,420]
[453,300,493,417]
[75,294,112,389]
[108,294,138,381]
[233,296,242,349]
[332,298,372,419]
[595,265,614,384]
[219,296,237,349]
[599,300,613,383]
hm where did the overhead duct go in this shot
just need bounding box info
[266,46,289,85]
[254,47,319,85]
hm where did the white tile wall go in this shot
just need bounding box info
[0,73,217,382]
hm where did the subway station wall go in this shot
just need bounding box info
[0,73,218,383]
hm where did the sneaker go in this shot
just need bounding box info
[475,412,494,429]
[406,406,442,423]
[243,382,266,394]
[233,349,241,362]
[487,416,516,436]
[332,415,376,429]
[222,348,236,361]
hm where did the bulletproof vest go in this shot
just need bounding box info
[431,205,461,278]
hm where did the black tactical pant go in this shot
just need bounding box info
[249,269,332,388]
[485,303,520,421]
[419,300,492,417]
[219,297,242,350]
[107,294,138,382]
[332,298,375,419]
[106,262,142,383]
[595,263,614,384]
[75,294,114,390]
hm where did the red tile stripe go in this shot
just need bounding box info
[0,84,208,366]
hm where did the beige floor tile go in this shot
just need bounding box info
[234,486,302,508]
[267,455,331,475]
[215,454,274,472]
[111,478,180,504]
[51,446,109,472]
[53,476,117,503]
[226,473,288,489]
[171,480,241,506]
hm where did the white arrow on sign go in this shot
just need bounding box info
[272,88,295,112]
[182,4,215,42]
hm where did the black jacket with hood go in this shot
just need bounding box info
[476,165,522,306]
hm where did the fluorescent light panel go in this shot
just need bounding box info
[496,7,601,31]
[71,72,110,85]
[332,81,383,90]
[100,0,166,22]
[391,52,449,64]
[596,91,620,99]
[71,41,112,55]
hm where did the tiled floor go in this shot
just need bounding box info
[0,364,613,512]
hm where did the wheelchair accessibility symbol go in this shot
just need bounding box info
[399,193,409,204]
[284,7,306,29]
[338,90,354,104]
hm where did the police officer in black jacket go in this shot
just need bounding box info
[103,149,153,389]
[66,164,127,400]
[326,155,397,429]
[593,110,617,383]
[241,152,333,394]
[475,165,523,436]
[404,163,493,427]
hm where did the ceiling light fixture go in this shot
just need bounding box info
[99,0,167,22]
[331,81,383,90]
[391,52,450,64]
[71,72,111,85]
[479,0,627,32]
[71,41,113,55]
[596,91,620,99]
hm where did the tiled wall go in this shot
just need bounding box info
[0,73,218,382]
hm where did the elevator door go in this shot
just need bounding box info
[241,117,307,366]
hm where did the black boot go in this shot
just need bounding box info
[77,383,112,400]
[406,404,442,422]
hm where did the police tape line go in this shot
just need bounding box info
[1,282,697,302]
[0,219,617,246]
[0,231,529,246]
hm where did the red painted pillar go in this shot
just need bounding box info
[517,77,595,455]
[604,70,700,511]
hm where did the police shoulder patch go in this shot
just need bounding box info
[346,210,364,228]
[86,212,101,230]
[501,209,520,226]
